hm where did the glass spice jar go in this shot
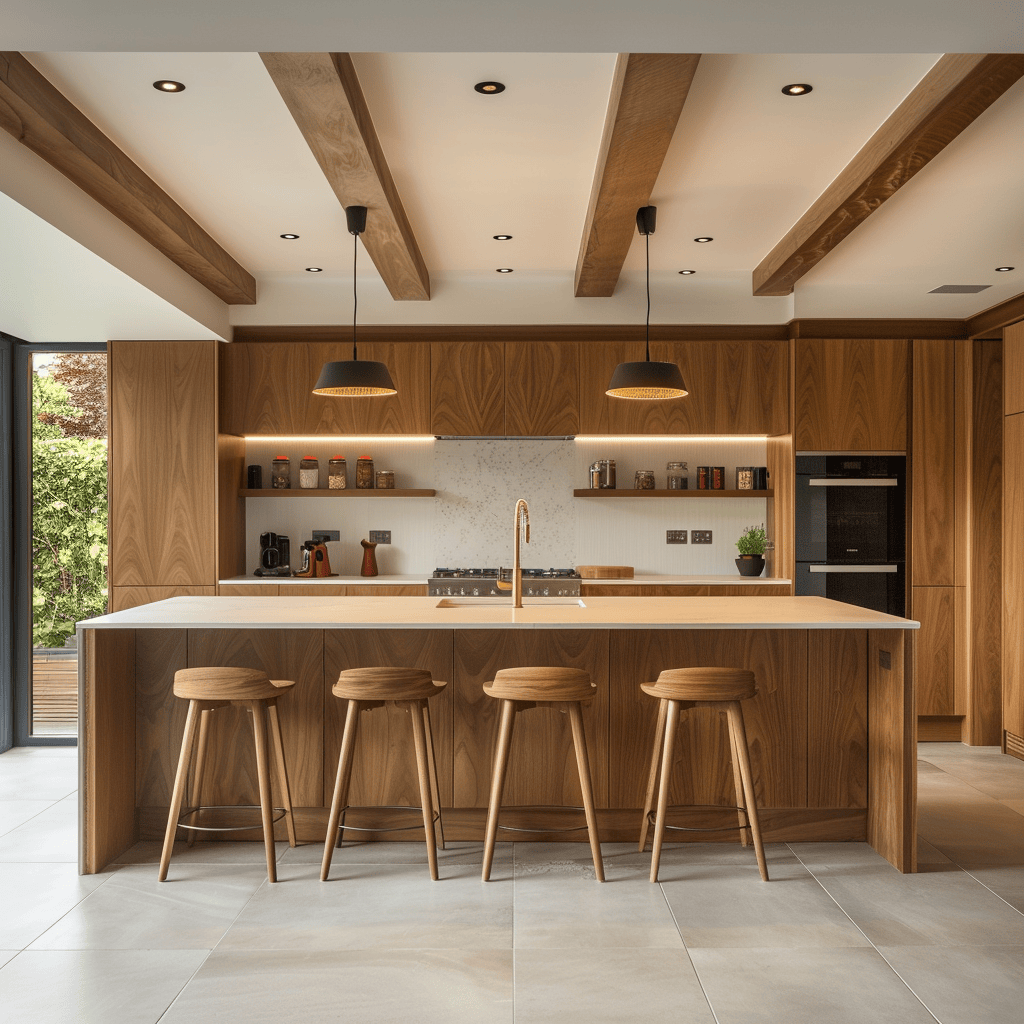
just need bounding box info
[356,455,375,489]
[667,461,688,490]
[299,456,319,489]
[271,455,290,489]
[328,456,347,489]
[634,469,656,490]
[375,469,395,490]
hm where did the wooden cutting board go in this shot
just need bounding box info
[577,565,634,579]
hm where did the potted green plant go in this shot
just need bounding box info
[735,524,767,577]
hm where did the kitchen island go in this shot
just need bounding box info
[77,595,918,873]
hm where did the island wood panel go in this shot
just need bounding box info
[452,630,610,808]
[323,630,455,810]
[135,629,188,808]
[280,585,348,597]
[185,630,325,810]
[1004,320,1024,416]
[579,340,788,435]
[607,630,808,811]
[344,585,427,596]
[1004,411,1024,751]
[912,587,955,716]
[109,342,217,587]
[111,586,216,611]
[219,585,279,596]
[80,629,136,874]
[912,339,955,585]
[766,434,795,586]
[430,340,504,436]
[807,631,867,808]
[218,433,246,580]
[867,630,916,873]
[219,340,430,435]
[504,341,580,436]
[794,339,908,452]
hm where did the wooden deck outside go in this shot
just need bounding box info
[33,649,79,734]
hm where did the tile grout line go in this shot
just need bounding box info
[656,876,721,1024]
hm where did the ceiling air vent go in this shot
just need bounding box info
[928,284,991,294]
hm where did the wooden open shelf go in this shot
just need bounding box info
[240,488,436,498]
[573,489,773,498]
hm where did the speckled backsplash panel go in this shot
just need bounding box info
[242,437,768,577]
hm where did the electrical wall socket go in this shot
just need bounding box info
[369,530,391,544]
[691,530,713,544]
[666,530,687,544]
[311,530,340,543]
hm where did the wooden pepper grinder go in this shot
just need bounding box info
[360,538,378,577]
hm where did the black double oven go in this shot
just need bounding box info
[795,454,906,617]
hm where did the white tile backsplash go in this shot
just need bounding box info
[242,437,768,577]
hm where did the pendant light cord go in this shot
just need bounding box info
[352,229,359,362]
[645,229,651,362]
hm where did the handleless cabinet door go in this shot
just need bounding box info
[505,341,579,436]
[430,341,504,435]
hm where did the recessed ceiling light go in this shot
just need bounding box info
[694,237,713,243]
[781,83,812,96]
[995,266,1015,272]
[496,268,513,273]
[475,81,505,95]
[153,80,185,93]
[678,270,696,275]
[493,234,513,241]
[305,267,323,273]
[280,233,300,240]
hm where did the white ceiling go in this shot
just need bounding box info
[1,5,1022,341]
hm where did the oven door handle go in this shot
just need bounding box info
[808,564,899,573]
[808,478,898,486]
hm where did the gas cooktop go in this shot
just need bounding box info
[428,567,581,597]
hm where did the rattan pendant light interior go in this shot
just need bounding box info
[605,207,688,400]
[312,206,397,397]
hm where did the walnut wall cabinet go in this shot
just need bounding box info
[1003,321,1024,761]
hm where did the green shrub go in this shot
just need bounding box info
[735,524,767,556]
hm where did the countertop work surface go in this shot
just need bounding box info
[219,574,791,586]
[78,595,918,631]
[219,574,428,585]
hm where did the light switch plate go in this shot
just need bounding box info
[312,530,340,543]
[666,530,687,544]
[369,530,391,544]
[691,530,713,544]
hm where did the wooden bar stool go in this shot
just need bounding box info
[638,667,769,883]
[159,667,297,883]
[482,667,604,882]
[321,668,446,881]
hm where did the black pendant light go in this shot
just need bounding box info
[312,206,397,397]
[605,206,688,400]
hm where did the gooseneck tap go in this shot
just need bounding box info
[496,499,531,608]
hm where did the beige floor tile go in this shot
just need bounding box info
[959,864,1024,914]
[879,945,1024,1024]
[161,948,513,1023]
[0,795,78,862]
[29,864,267,950]
[0,949,208,1024]
[218,860,513,950]
[0,746,78,758]
[114,840,287,866]
[0,756,77,802]
[689,947,936,1024]
[281,838,511,868]
[0,800,53,837]
[515,947,715,1023]
[0,951,17,969]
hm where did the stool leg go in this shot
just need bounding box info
[409,700,440,881]
[650,699,680,884]
[726,701,769,881]
[159,699,201,881]
[186,708,211,848]
[567,702,605,882]
[250,701,278,883]
[423,703,445,850]
[726,709,749,847]
[639,698,668,852]
[267,700,297,848]
[321,699,361,881]
[482,699,516,882]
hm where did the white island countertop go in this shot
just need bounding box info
[218,574,791,586]
[79,595,918,631]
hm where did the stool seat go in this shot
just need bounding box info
[641,667,756,703]
[333,667,446,702]
[484,666,595,702]
[173,666,295,703]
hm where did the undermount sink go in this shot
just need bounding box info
[435,598,587,608]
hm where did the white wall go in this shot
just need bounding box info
[242,437,768,577]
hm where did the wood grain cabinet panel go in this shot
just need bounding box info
[1003,411,1024,743]
[431,341,504,435]
[795,339,908,451]
[111,586,216,611]
[913,587,956,716]
[579,340,788,435]
[109,341,217,587]
[1005,322,1024,416]
[505,341,579,436]
[220,341,430,435]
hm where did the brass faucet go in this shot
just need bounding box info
[496,499,531,607]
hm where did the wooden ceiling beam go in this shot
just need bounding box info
[753,53,1024,297]
[0,51,256,305]
[260,52,430,301]
[574,53,701,298]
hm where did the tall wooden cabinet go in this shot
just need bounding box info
[1003,321,1024,760]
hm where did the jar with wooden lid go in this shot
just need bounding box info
[375,469,395,490]
[356,456,375,489]
[271,456,290,489]
[299,456,319,489]
[328,456,347,489]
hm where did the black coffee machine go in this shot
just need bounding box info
[255,532,291,576]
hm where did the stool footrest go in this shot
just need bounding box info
[495,805,591,835]
[178,805,287,834]
[647,804,752,834]
[332,804,442,835]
